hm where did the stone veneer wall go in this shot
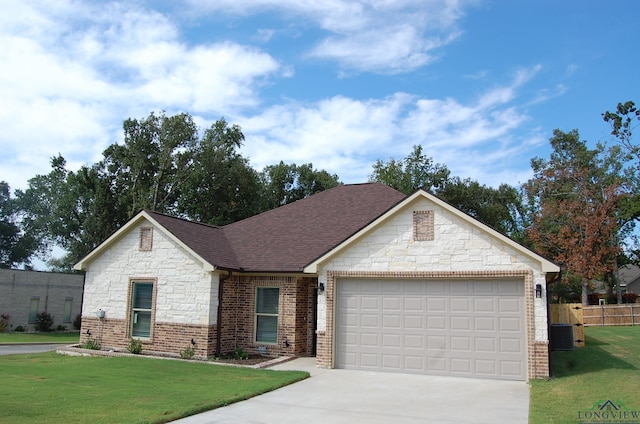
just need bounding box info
[314,196,553,379]
[80,220,217,355]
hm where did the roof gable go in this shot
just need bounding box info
[304,189,560,274]
[75,183,406,273]
[74,210,225,272]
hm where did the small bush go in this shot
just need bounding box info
[14,325,25,332]
[56,325,67,331]
[180,344,195,360]
[34,311,54,332]
[233,346,249,360]
[81,338,101,350]
[127,338,143,354]
[622,293,639,304]
[73,314,82,330]
[0,314,9,332]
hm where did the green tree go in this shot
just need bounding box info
[177,119,262,225]
[17,157,127,270]
[101,111,200,217]
[0,182,38,268]
[369,145,524,238]
[259,162,341,210]
[439,178,526,240]
[603,100,640,262]
[369,145,450,194]
[523,129,629,304]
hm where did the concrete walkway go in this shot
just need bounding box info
[0,343,70,355]
[172,358,529,424]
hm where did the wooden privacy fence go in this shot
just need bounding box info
[583,304,640,327]
[549,303,585,348]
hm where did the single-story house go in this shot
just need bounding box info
[0,269,85,331]
[75,183,559,380]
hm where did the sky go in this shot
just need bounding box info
[1,0,639,194]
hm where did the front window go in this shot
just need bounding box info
[255,287,279,343]
[63,298,73,323]
[131,282,154,338]
[28,298,39,324]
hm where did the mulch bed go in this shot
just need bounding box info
[213,355,274,366]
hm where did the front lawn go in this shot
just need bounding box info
[0,352,308,424]
[0,331,80,344]
[530,326,640,423]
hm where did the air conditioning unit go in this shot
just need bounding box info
[550,324,574,351]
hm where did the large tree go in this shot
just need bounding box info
[101,111,200,217]
[0,182,39,268]
[523,129,630,304]
[176,118,262,225]
[603,100,640,262]
[369,145,525,238]
[369,145,450,194]
[259,162,341,210]
[17,157,126,270]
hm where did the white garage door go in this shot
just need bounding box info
[336,278,526,380]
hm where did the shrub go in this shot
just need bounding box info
[73,314,82,330]
[14,325,25,332]
[126,338,143,354]
[34,311,54,332]
[81,338,101,350]
[180,344,195,360]
[0,314,9,332]
[233,346,249,360]
[622,293,639,304]
[56,325,67,331]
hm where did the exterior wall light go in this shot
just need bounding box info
[318,282,325,293]
[535,284,543,299]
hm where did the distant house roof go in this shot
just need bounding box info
[75,183,406,273]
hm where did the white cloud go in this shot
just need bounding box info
[0,0,283,190]
[184,0,468,73]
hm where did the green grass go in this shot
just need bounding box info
[0,352,308,424]
[0,331,80,344]
[530,326,640,423]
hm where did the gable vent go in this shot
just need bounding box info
[139,227,153,251]
[413,210,434,241]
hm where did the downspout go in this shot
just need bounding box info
[216,270,233,357]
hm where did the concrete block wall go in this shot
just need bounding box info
[0,269,84,331]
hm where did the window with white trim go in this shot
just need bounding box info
[131,281,154,338]
[255,287,279,344]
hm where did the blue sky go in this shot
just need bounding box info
[1,0,638,193]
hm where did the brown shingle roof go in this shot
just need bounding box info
[147,183,406,273]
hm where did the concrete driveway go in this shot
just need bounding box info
[172,358,529,424]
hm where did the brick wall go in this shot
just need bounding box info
[216,275,316,357]
[80,316,216,359]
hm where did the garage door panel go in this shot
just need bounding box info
[336,279,526,380]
